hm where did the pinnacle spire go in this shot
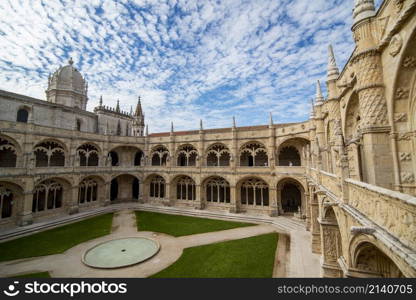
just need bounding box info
[134,96,143,116]
[145,124,148,136]
[116,99,120,112]
[353,0,375,26]
[269,112,273,126]
[200,119,203,130]
[68,57,74,66]
[232,116,236,128]
[315,80,324,106]
[99,95,103,106]
[327,44,339,81]
[310,98,315,118]
[170,121,174,133]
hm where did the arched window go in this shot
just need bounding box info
[240,178,269,206]
[206,144,230,167]
[0,137,17,168]
[134,150,144,166]
[149,175,165,199]
[108,151,119,166]
[206,177,230,203]
[278,146,301,166]
[176,176,196,201]
[354,242,403,278]
[110,178,118,201]
[77,144,99,166]
[151,146,169,166]
[76,119,81,131]
[16,108,28,123]
[240,143,268,167]
[132,178,139,199]
[78,179,98,204]
[281,182,301,213]
[0,186,13,219]
[177,145,198,166]
[32,180,63,212]
[34,141,65,167]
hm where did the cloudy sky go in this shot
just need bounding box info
[0,0,383,132]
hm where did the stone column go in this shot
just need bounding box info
[194,184,203,209]
[351,17,392,188]
[305,185,312,231]
[138,180,145,204]
[103,181,111,206]
[269,186,278,217]
[319,218,343,277]
[16,179,34,226]
[68,185,79,215]
[229,185,239,213]
[310,191,321,254]
[166,181,173,206]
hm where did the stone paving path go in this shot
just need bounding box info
[0,209,320,278]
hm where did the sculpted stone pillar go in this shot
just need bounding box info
[310,191,321,254]
[319,215,343,277]
[351,2,392,188]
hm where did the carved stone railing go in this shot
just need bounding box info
[346,178,416,250]
[320,170,341,198]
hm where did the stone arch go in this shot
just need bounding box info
[0,135,21,168]
[276,137,309,166]
[16,106,30,123]
[171,175,196,201]
[134,149,144,166]
[349,236,405,278]
[202,176,231,206]
[108,145,143,167]
[110,174,140,202]
[32,177,71,214]
[277,177,305,214]
[176,144,198,167]
[33,139,67,167]
[206,143,231,167]
[344,92,364,181]
[239,141,268,167]
[150,145,169,166]
[76,143,100,167]
[144,174,166,203]
[0,181,24,222]
[78,175,105,205]
[237,176,269,208]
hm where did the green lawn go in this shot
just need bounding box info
[135,211,255,237]
[0,213,113,262]
[151,233,278,278]
[12,272,51,278]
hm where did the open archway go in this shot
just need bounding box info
[110,174,140,202]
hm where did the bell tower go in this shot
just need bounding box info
[132,96,145,136]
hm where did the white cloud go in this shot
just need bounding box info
[0,0,376,132]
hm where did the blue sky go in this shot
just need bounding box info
[0,0,383,132]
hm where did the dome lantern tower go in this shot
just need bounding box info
[46,58,88,110]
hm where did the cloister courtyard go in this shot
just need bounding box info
[0,205,319,278]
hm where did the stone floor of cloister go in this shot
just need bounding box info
[0,204,320,278]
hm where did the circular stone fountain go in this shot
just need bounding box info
[82,237,160,269]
